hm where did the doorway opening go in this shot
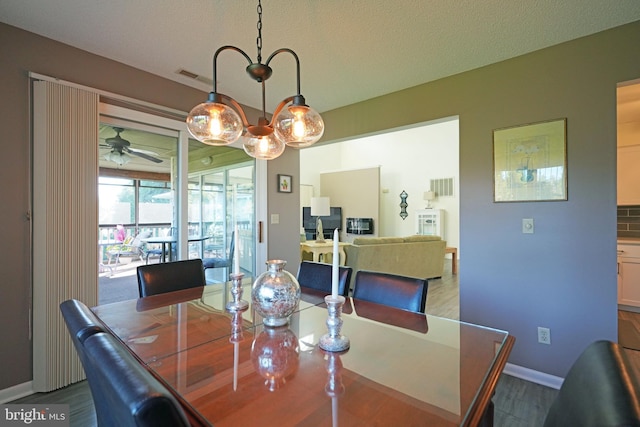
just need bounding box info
[97,105,257,304]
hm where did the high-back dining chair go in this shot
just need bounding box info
[203,231,235,276]
[352,270,428,313]
[543,340,640,427]
[60,299,189,426]
[296,261,352,297]
[59,298,107,392]
[83,332,190,427]
[137,259,206,297]
[60,299,106,348]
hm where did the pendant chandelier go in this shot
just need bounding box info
[186,1,324,160]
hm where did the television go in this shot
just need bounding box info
[302,206,342,239]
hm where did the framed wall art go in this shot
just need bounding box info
[493,118,567,202]
[278,174,292,193]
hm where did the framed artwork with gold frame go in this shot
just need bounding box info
[493,118,567,202]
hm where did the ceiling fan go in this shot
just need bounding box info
[100,127,163,164]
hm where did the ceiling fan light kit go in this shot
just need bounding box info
[100,127,164,166]
[186,0,324,160]
[103,151,132,166]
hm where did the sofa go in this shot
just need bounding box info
[343,235,446,291]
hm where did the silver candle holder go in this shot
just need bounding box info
[319,295,350,352]
[226,272,249,312]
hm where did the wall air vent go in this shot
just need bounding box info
[430,177,455,197]
[176,69,213,86]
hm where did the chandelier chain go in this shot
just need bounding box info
[256,0,263,63]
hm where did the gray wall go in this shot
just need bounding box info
[0,22,300,391]
[267,147,301,272]
[319,21,640,377]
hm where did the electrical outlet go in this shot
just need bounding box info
[523,218,534,234]
[538,327,551,345]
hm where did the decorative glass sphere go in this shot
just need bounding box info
[186,101,243,146]
[274,104,324,148]
[251,260,301,327]
[243,133,286,160]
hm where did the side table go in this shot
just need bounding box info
[445,247,458,275]
[300,240,350,265]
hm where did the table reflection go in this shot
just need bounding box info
[323,349,346,427]
[251,325,300,392]
[229,309,245,391]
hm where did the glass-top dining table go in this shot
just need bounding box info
[91,279,514,426]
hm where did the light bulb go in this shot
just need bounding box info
[274,104,324,148]
[186,101,243,146]
[209,111,222,137]
[292,113,306,138]
[243,133,285,160]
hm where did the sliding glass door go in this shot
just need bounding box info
[98,103,258,302]
[228,164,255,276]
[191,162,256,282]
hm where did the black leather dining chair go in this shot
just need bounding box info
[352,270,428,313]
[60,299,190,427]
[543,340,640,427]
[137,258,206,297]
[60,299,106,348]
[296,261,352,297]
[203,231,235,275]
[59,298,107,396]
[83,331,190,427]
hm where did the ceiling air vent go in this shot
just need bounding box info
[176,69,213,86]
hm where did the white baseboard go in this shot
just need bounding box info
[0,381,34,404]
[503,363,563,390]
[619,304,640,314]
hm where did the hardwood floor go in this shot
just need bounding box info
[425,260,460,320]
[10,381,96,427]
[14,259,639,426]
[618,309,640,380]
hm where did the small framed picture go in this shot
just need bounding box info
[278,174,292,193]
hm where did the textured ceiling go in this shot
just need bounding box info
[2,0,640,116]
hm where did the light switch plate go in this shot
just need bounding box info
[522,218,534,234]
[271,214,280,224]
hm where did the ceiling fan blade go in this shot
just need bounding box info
[124,147,163,163]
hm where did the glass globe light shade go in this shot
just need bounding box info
[104,151,131,166]
[243,133,286,160]
[274,104,324,148]
[186,101,243,146]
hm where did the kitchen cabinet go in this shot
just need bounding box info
[617,145,640,205]
[618,242,640,308]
